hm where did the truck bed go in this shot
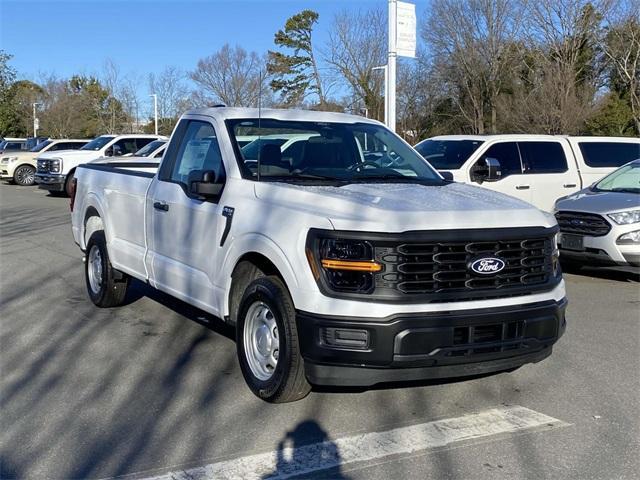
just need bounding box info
[72,162,156,280]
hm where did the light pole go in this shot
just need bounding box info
[372,65,388,126]
[387,0,397,132]
[32,103,41,138]
[150,94,158,135]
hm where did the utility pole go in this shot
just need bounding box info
[387,0,397,132]
[150,94,158,135]
[32,103,41,138]
[372,65,388,126]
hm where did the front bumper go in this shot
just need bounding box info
[559,230,640,267]
[35,173,65,191]
[297,298,567,386]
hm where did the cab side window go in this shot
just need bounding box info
[520,141,567,173]
[112,138,138,156]
[480,142,522,178]
[136,138,154,150]
[169,120,225,189]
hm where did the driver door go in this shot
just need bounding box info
[467,141,532,204]
[146,118,227,314]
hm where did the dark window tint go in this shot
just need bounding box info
[481,142,522,177]
[135,138,155,151]
[112,138,138,156]
[414,139,484,169]
[5,142,25,151]
[170,121,225,187]
[579,142,640,168]
[520,142,567,173]
[49,141,84,151]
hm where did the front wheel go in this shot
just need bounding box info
[236,276,311,403]
[13,165,36,186]
[64,171,75,197]
[85,231,130,307]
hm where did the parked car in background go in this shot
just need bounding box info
[0,138,28,154]
[554,159,640,272]
[25,136,49,151]
[414,135,640,211]
[130,139,167,159]
[35,134,165,196]
[70,107,566,403]
[1,139,89,186]
[87,140,167,175]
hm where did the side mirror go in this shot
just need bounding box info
[188,170,223,199]
[105,146,113,157]
[439,171,454,181]
[472,157,502,183]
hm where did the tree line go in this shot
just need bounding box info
[0,0,638,142]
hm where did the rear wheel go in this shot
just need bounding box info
[13,165,36,186]
[236,276,310,403]
[85,231,129,307]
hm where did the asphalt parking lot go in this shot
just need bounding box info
[1,182,639,480]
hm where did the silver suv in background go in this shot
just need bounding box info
[555,159,640,271]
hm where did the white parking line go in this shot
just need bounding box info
[143,406,567,480]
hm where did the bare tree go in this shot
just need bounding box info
[190,44,269,107]
[148,66,191,134]
[516,0,611,133]
[601,2,640,134]
[325,8,387,121]
[423,0,525,134]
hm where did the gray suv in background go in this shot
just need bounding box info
[555,159,640,271]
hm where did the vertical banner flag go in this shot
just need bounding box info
[396,1,416,58]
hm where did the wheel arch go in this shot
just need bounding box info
[223,236,300,322]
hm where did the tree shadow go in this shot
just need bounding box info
[262,420,350,480]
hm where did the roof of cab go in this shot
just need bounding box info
[183,107,381,125]
[425,134,563,142]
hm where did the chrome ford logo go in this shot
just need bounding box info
[470,257,506,275]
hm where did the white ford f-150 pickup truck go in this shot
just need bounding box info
[70,107,567,402]
[36,133,165,196]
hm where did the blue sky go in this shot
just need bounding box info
[1,0,428,96]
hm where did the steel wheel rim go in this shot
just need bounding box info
[243,301,279,381]
[87,245,103,295]
[16,166,34,185]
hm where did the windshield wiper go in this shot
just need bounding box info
[609,187,640,193]
[346,174,445,185]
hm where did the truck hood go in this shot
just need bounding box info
[255,181,555,232]
[37,150,99,160]
[555,187,639,214]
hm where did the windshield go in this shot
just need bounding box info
[81,136,114,151]
[30,140,53,152]
[594,161,640,193]
[414,139,484,170]
[135,140,166,157]
[227,119,444,185]
[241,138,288,159]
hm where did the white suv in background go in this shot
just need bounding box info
[35,134,165,196]
[414,135,640,211]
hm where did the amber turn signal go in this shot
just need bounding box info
[320,259,382,272]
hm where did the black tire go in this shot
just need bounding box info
[236,276,311,403]
[13,164,36,186]
[85,230,130,307]
[64,171,75,197]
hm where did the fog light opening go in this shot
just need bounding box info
[321,327,369,350]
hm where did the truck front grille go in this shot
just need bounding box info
[376,236,554,302]
[555,211,611,237]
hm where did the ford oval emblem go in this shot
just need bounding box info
[470,257,506,275]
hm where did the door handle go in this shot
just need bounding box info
[563,183,577,188]
[153,201,169,212]
[515,185,530,190]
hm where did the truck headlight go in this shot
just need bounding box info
[50,158,61,173]
[608,210,640,225]
[617,231,640,245]
[306,233,381,294]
